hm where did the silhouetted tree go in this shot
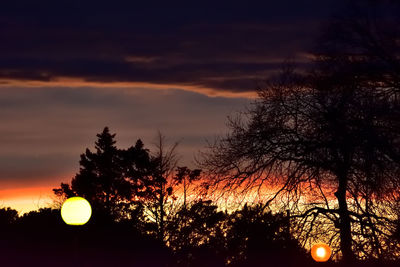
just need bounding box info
[173,166,202,210]
[135,133,179,241]
[18,208,62,227]
[53,127,151,223]
[0,207,18,225]
[200,1,400,262]
[225,204,307,267]
[166,200,227,267]
[0,207,172,267]
[312,1,400,260]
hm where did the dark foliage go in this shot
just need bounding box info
[200,1,400,263]
[226,205,308,267]
[167,200,227,267]
[53,127,152,225]
[0,207,18,225]
[0,208,171,267]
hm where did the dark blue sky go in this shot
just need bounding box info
[0,0,341,93]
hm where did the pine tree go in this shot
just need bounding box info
[54,127,147,222]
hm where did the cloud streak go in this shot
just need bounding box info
[0,0,345,212]
[0,0,337,95]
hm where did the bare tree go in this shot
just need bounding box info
[200,2,400,262]
[138,132,179,241]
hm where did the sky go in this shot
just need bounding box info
[0,0,342,213]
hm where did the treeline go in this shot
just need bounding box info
[1,2,400,266]
[0,131,304,267]
[0,128,308,267]
[199,1,400,264]
[0,128,399,266]
[0,205,309,267]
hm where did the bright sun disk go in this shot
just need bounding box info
[316,247,326,258]
[311,243,332,262]
[61,196,92,225]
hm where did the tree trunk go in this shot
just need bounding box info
[159,179,165,242]
[183,176,187,210]
[335,171,354,263]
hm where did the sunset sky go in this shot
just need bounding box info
[0,0,339,213]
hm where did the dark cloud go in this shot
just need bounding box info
[0,0,339,94]
[3,0,400,212]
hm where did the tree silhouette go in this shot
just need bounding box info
[225,205,307,267]
[312,1,400,260]
[0,207,18,225]
[166,200,227,267]
[53,127,150,223]
[200,1,400,262]
[0,207,173,267]
[134,133,179,241]
[173,166,202,210]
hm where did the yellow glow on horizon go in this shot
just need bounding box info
[0,186,55,214]
[61,197,92,225]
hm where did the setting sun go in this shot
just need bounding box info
[61,197,92,225]
[0,1,398,266]
[311,243,332,262]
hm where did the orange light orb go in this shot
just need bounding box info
[61,197,92,225]
[311,243,332,262]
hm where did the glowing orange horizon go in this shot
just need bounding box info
[0,186,55,214]
[0,172,354,215]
